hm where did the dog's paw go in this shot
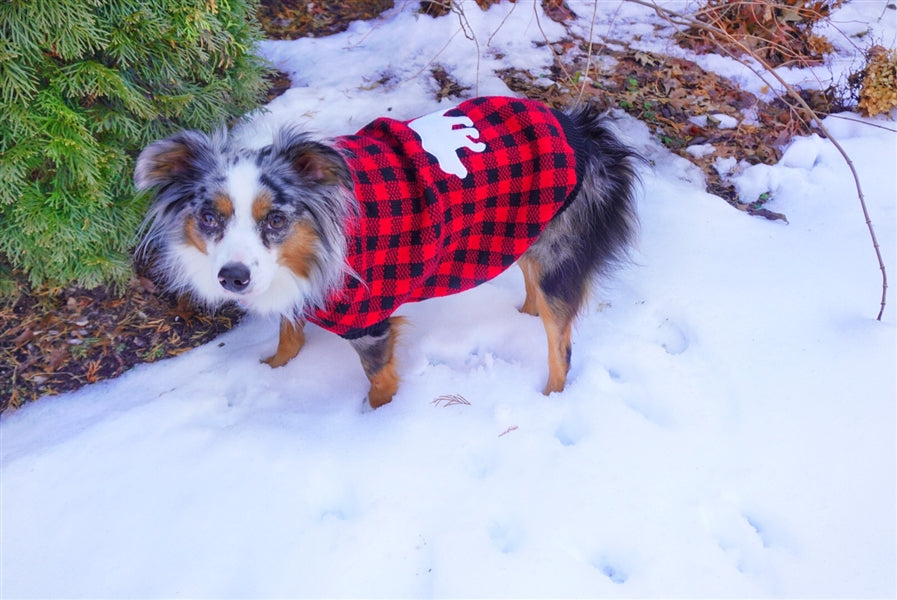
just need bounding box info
[367,388,395,409]
[261,353,291,368]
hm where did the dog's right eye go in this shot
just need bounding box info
[264,211,288,232]
[198,210,220,232]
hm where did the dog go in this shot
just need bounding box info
[135,96,641,408]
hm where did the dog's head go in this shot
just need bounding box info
[135,128,356,316]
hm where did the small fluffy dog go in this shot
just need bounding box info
[135,97,640,408]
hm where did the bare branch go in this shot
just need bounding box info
[531,0,576,85]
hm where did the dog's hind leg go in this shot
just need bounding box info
[520,104,641,395]
[521,256,585,395]
[518,256,541,317]
[536,282,579,395]
[263,317,306,368]
[541,308,573,395]
[348,317,406,409]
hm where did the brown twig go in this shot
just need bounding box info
[532,0,575,84]
[625,0,887,320]
[576,0,601,102]
[498,425,518,437]
[450,1,482,95]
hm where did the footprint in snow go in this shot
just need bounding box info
[655,318,689,355]
[488,519,524,554]
[702,501,784,588]
[555,415,588,447]
[592,555,628,584]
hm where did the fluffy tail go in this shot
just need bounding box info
[567,103,643,278]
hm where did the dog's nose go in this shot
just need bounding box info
[218,262,251,293]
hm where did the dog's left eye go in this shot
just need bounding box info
[264,212,288,231]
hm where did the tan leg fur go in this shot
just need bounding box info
[534,292,573,395]
[518,257,541,317]
[363,317,405,408]
[263,317,306,368]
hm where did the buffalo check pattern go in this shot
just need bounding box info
[309,97,579,338]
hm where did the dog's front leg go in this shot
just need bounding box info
[348,317,405,409]
[263,317,306,368]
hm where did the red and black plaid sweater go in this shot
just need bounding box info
[308,96,585,338]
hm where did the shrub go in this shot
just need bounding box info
[677,0,844,68]
[852,45,897,118]
[0,0,270,290]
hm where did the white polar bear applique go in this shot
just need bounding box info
[407,108,487,179]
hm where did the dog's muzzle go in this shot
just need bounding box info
[218,262,251,293]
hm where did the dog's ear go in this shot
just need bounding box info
[134,131,217,191]
[274,129,353,189]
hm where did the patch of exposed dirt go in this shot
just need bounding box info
[1,277,241,412]
[258,0,394,39]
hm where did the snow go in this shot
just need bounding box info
[2,2,895,598]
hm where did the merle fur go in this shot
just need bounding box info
[135,127,358,312]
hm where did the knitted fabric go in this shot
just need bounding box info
[308,96,581,338]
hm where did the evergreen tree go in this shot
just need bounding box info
[0,0,270,290]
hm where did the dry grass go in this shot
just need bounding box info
[432,394,472,407]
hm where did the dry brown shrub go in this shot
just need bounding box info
[678,0,844,68]
[852,45,897,117]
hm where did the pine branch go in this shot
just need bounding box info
[0,0,271,290]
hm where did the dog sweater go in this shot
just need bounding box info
[308,96,584,339]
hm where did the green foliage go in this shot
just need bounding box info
[0,0,271,290]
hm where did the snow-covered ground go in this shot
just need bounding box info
[2,2,895,597]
